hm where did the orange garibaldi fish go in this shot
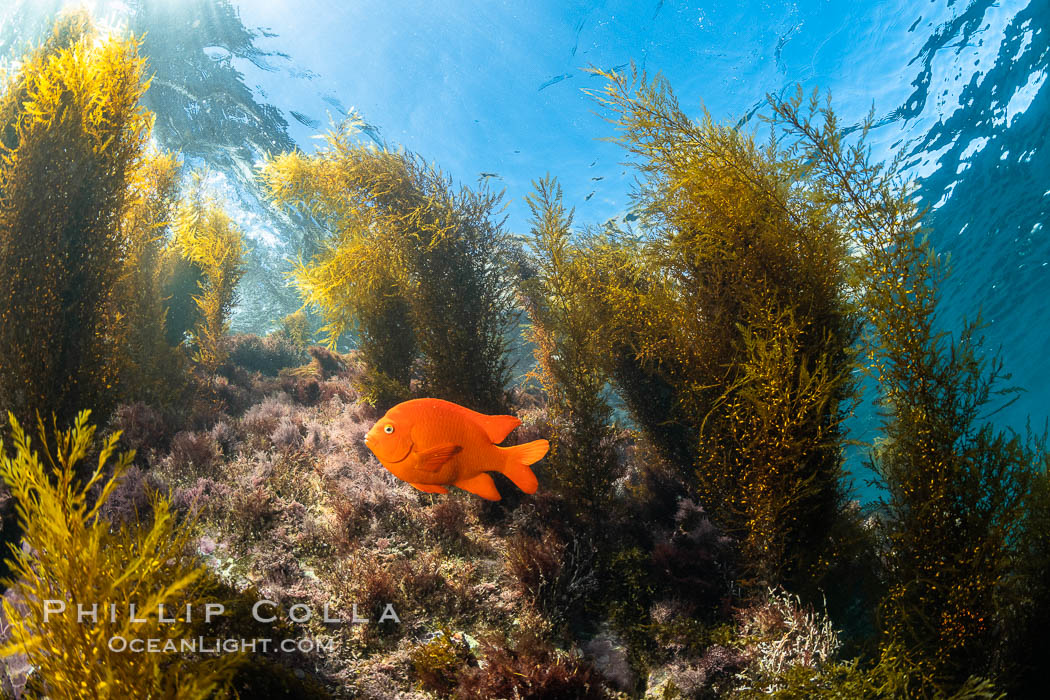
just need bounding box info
[363,398,548,501]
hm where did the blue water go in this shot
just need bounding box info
[1,0,1047,500]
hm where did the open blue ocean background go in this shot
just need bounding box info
[1,0,1046,502]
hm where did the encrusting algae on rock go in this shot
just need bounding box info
[364,398,548,500]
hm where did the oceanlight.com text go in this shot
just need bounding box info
[107,636,337,654]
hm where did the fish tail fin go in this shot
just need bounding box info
[498,439,548,494]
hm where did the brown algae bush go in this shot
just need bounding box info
[767,89,1049,696]
[0,411,240,697]
[0,18,153,430]
[519,175,622,523]
[262,122,516,413]
[576,65,1048,694]
[580,67,863,593]
[0,12,246,421]
[118,149,191,408]
[171,173,247,373]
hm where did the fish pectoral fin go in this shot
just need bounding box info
[453,472,501,501]
[416,443,462,472]
[410,482,448,494]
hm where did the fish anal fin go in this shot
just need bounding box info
[453,472,501,501]
[416,443,462,472]
[410,482,448,494]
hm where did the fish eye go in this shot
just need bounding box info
[383,425,394,434]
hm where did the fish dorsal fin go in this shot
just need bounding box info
[416,443,462,472]
[475,414,522,444]
[438,400,521,443]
